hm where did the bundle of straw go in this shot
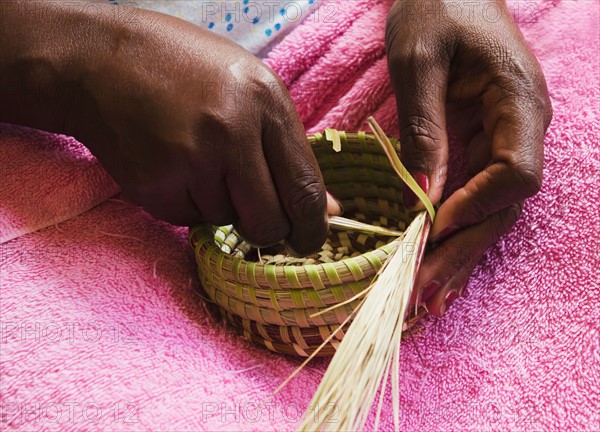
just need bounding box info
[277,118,433,431]
[190,117,434,428]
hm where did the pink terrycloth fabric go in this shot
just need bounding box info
[1,1,599,431]
[0,125,119,244]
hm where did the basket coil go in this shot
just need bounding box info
[190,131,427,357]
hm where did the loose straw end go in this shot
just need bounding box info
[366,117,436,222]
[324,128,343,152]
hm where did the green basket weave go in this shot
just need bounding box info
[190,131,427,357]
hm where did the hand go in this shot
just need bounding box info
[1,2,335,255]
[386,0,552,314]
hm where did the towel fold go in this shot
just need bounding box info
[0,124,119,244]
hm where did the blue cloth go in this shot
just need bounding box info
[110,0,317,55]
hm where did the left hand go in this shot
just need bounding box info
[385,0,552,315]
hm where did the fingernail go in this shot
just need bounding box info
[403,172,429,209]
[440,290,460,315]
[432,224,460,243]
[422,280,441,302]
[326,191,344,216]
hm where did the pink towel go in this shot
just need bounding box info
[0,125,119,244]
[1,0,598,431]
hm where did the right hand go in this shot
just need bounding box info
[40,4,333,255]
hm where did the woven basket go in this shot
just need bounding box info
[190,131,428,357]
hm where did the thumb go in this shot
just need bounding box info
[389,55,449,209]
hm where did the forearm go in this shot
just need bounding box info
[0,1,129,136]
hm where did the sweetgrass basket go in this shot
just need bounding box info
[190,130,428,357]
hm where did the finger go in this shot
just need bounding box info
[261,96,328,256]
[465,130,492,177]
[387,45,451,209]
[122,182,204,227]
[326,191,343,216]
[426,263,473,316]
[430,81,549,242]
[225,138,291,248]
[417,202,523,316]
[188,160,238,226]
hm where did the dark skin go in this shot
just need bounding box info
[0,0,341,256]
[1,1,551,314]
[387,0,552,314]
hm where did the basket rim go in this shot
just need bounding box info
[190,224,400,276]
[189,130,416,288]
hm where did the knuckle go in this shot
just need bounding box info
[400,116,443,172]
[461,178,490,223]
[247,63,286,99]
[401,115,441,142]
[283,174,326,221]
[197,110,240,145]
[495,159,543,199]
[388,43,432,72]
[231,61,289,117]
[491,202,523,241]
[529,90,553,130]
[513,164,543,196]
[250,72,297,127]
[517,73,553,130]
